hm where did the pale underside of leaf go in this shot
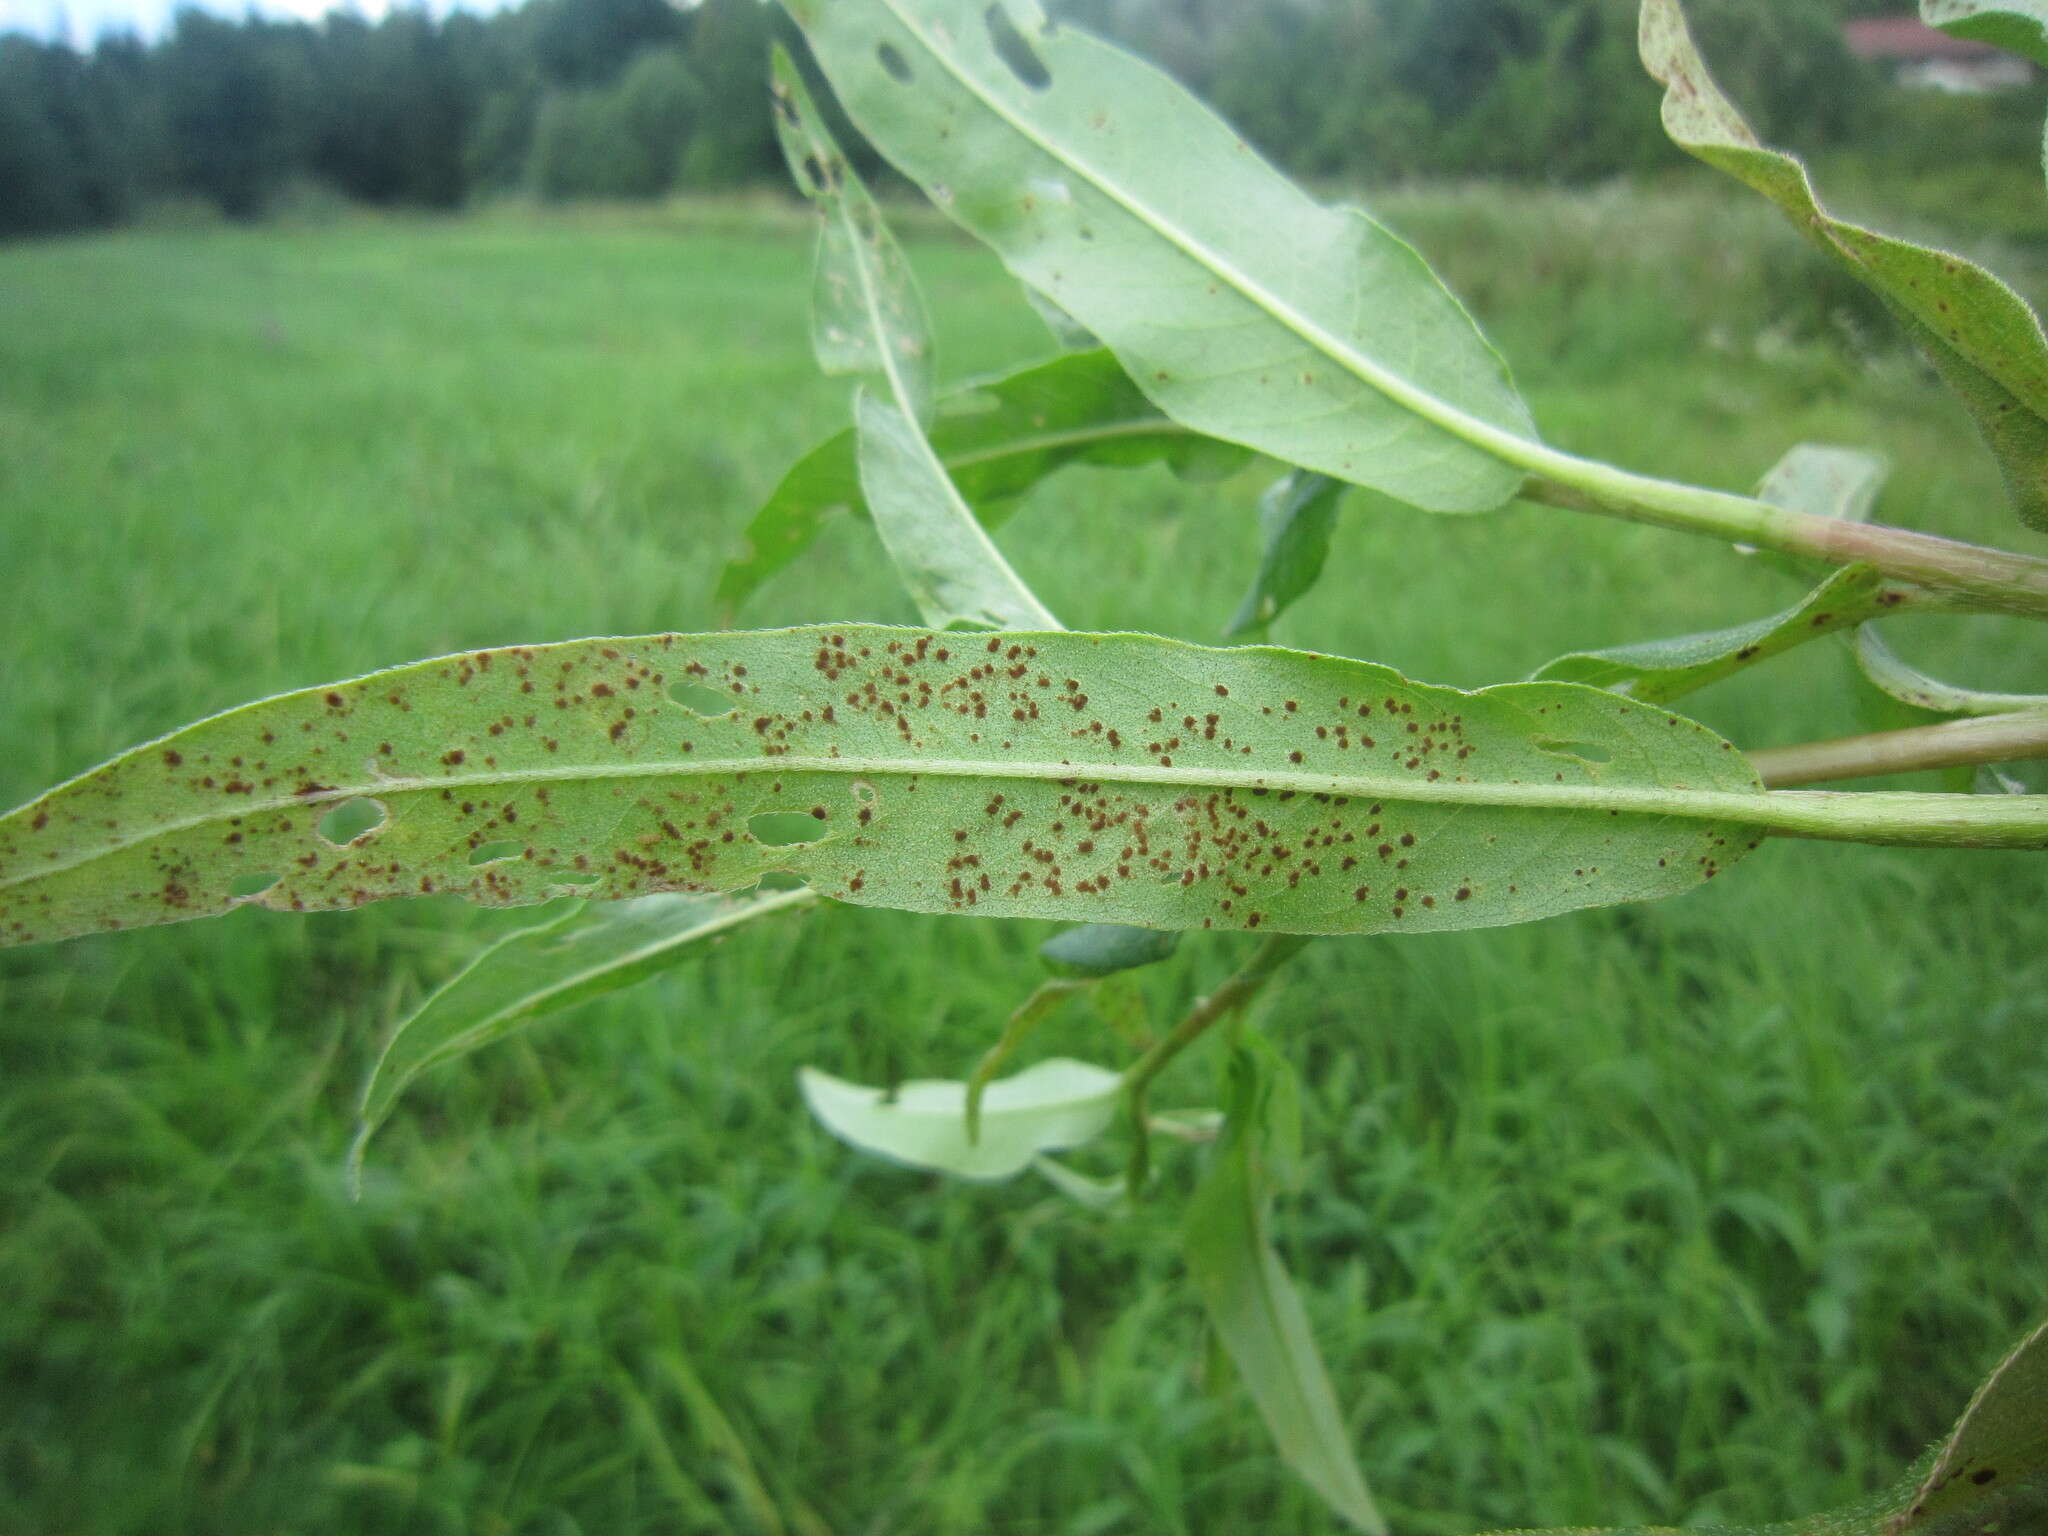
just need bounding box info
[0,626,1779,949]
[798,1057,1121,1179]
[350,887,814,1174]
[1641,0,2048,530]
[854,387,1062,628]
[713,349,1243,619]
[782,0,1538,513]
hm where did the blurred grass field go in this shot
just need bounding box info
[1,187,2046,1536]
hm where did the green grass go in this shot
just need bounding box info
[1,190,2046,1536]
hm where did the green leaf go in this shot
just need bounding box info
[1898,1316,2048,1534]
[1641,0,2048,531]
[1030,1153,1129,1209]
[1183,1045,1383,1533]
[854,387,1062,629]
[1533,566,1892,704]
[1922,0,2048,66]
[1475,1317,2048,1535]
[0,625,1807,950]
[1227,471,1344,642]
[773,44,935,420]
[1854,629,2048,718]
[798,1056,1121,1179]
[774,46,1058,632]
[713,349,1248,620]
[781,0,1538,514]
[348,888,812,1181]
[1038,921,1180,977]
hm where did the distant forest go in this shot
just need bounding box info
[0,0,2024,239]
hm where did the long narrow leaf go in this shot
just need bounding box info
[782,0,1538,514]
[0,624,1827,949]
[1855,629,2048,718]
[350,887,813,1177]
[714,349,1245,619]
[1227,471,1344,642]
[774,45,1058,630]
[1922,1,2048,65]
[1642,0,2048,530]
[855,387,1061,628]
[1184,1046,1383,1533]
[1533,447,1897,702]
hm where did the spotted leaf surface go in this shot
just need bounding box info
[713,349,1242,620]
[0,626,1780,949]
[781,0,1538,514]
[1643,0,2048,531]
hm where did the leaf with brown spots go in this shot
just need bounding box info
[0,624,1812,949]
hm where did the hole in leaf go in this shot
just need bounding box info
[317,797,387,846]
[552,871,601,889]
[756,871,811,893]
[1536,738,1614,765]
[749,811,826,847]
[876,41,913,82]
[229,872,281,899]
[670,681,735,716]
[469,840,525,866]
[984,3,1051,90]
[850,780,878,805]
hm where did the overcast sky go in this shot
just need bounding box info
[0,0,516,44]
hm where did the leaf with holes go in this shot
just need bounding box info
[780,0,1538,514]
[1642,0,2048,531]
[1227,471,1344,642]
[775,44,1057,630]
[774,44,936,420]
[714,349,1245,620]
[0,624,1826,951]
[349,887,814,1182]
[1534,446,1900,703]
[1184,1043,1383,1533]
[799,1056,1122,1179]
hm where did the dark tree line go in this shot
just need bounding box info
[0,0,1982,240]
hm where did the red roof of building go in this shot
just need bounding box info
[1846,16,2014,61]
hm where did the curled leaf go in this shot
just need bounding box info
[798,1057,1122,1180]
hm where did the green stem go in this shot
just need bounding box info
[1521,474,2048,619]
[1120,934,1313,1190]
[964,978,1087,1144]
[1748,711,2048,792]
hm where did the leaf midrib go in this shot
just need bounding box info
[8,751,1779,891]
[870,0,1539,469]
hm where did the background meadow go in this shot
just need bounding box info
[2,185,2046,1534]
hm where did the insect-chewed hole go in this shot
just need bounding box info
[229,872,282,899]
[317,797,387,847]
[551,870,601,889]
[670,680,736,717]
[850,780,878,806]
[749,811,826,847]
[876,41,913,82]
[984,2,1051,89]
[469,839,525,866]
[1536,738,1614,765]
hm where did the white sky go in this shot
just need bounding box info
[0,0,516,44]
